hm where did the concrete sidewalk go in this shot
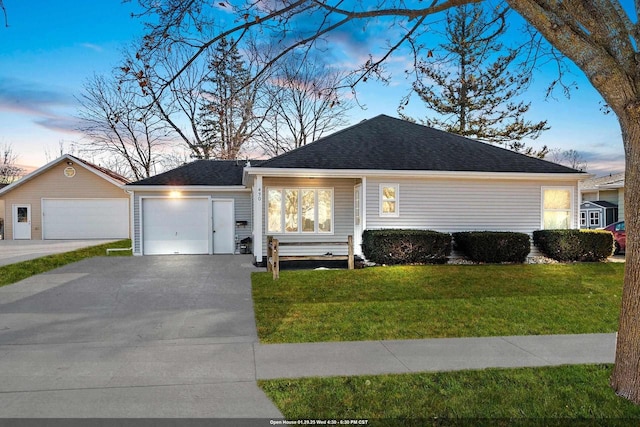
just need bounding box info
[255,333,617,379]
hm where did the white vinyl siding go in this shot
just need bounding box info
[262,177,356,257]
[365,177,579,234]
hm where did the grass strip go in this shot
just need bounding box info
[259,364,640,422]
[0,239,131,288]
[252,263,623,343]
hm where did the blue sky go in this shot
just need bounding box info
[0,1,626,176]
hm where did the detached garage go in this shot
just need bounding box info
[0,155,130,240]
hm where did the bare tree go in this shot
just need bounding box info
[0,143,24,184]
[257,52,353,157]
[76,74,169,180]
[44,141,77,163]
[119,43,212,160]
[131,0,640,402]
[548,148,588,172]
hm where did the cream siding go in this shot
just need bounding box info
[261,177,357,257]
[131,190,252,255]
[2,161,127,240]
[618,189,625,222]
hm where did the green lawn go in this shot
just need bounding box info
[259,364,640,421]
[0,239,132,288]
[252,263,624,343]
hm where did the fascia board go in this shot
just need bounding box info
[245,167,590,181]
[125,185,250,192]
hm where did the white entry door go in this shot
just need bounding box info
[212,200,235,254]
[13,204,31,240]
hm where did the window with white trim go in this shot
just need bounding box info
[542,187,573,229]
[589,211,600,227]
[380,184,399,217]
[580,211,587,227]
[267,188,333,234]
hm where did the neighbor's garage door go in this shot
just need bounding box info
[142,198,209,255]
[43,199,129,240]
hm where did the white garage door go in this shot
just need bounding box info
[43,199,129,240]
[142,198,210,255]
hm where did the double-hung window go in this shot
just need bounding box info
[380,184,399,217]
[589,211,600,227]
[267,188,333,234]
[542,187,574,229]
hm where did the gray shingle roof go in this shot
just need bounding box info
[129,159,264,186]
[256,115,581,174]
[582,200,618,209]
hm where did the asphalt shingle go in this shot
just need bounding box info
[128,159,263,186]
[256,115,580,174]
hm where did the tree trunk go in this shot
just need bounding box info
[611,109,640,402]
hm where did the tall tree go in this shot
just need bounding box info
[198,37,261,159]
[400,4,548,156]
[131,0,640,403]
[76,74,169,180]
[0,143,24,184]
[258,53,353,156]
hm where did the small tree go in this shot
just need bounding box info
[400,4,549,156]
[548,148,588,172]
[0,144,24,184]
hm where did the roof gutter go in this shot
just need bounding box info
[244,167,590,181]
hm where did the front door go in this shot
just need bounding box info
[13,204,31,240]
[354,184,363,256]
[212,200,235,254]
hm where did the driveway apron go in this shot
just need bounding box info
[0,255,283,418]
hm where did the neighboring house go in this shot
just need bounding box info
[127,115,588,261]
[580,172,625,227]
[0,154,131,240]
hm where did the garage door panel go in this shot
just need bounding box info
[43,199,129,240]
[142,198,209,255]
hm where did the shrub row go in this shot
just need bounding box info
[362,229,451,265]
[533,229,614,262]
[453,231,531,263]
[361,228,614,265]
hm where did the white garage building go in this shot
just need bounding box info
[0,154,130,240]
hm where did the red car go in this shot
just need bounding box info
[604,221,626,254]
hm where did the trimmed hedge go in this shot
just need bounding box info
[362,229,452,265]
[532,229,614,262]
[453,231,531,263]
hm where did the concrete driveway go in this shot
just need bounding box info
[0,240,120,267]
[0,255,282,418]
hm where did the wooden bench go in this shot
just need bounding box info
[267,235,354,279]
